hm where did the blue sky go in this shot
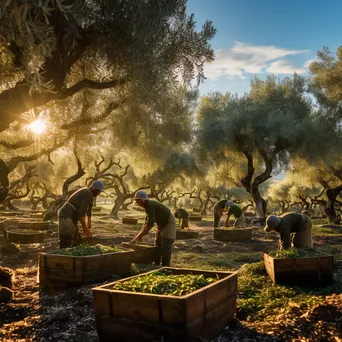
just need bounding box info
[186,0,342,95]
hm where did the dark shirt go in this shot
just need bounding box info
[276,213,307,249]
[215,199,228,209]
[174,208,189,219]
[145,200,171,230]
[228,204,243,218]
[58,187,93,224]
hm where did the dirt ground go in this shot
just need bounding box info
[0,211,341,342]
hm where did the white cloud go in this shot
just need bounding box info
[204,41,311,79]
[266,60,306,74]
[303,58,318,68]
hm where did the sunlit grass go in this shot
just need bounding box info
[312,224,342,236]
[171,250,262,271]
[238,261,342,322]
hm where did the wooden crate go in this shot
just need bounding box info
[214,228,252,242]
[6,230,45,244]
[0,212,23,217]
[121,242,158,264]
[122,217,138,225]
[38,250,134,287]
[189,216,202,222]
[29,212,44,218]
[92,267,237,342]
[93,212,108,217]
[176,229,199,240]
[263,252,334,286]
[18,221,50,231]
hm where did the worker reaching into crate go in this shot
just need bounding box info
[174,208,189,229]
[58,180,105,249]
[264,212,313,249]
[129,190,176,266]
[224,200,245,228]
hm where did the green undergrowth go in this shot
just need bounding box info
[311,218,329,226]
[172,251,262,270]
[51,244,126,256]
[319,245,342,260]
[238,261,342,322]
[113,269,218,296]
[312,224,342,236]
[268,247,330,258]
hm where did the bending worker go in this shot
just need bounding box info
[58,180,104,248]
[129,190,176,266]
[174,207,189,229]
[225,200,245,227]
[264,212,313,249]
[213,199,229,227]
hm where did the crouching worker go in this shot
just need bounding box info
[58,180,104,249]
[264,212,313,249]
[129,190,176,266]
[174,208,189,229]
[225,200,245,227]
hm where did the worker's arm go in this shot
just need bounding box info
[224,207,231,227]
[279,225,291,249]
[78,195,93,237]
[79,216,92,237]
[130,207,155,244]
[87,216,92,235]
[129,223,153,244]
[224,214,230,227]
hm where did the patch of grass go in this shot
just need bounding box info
[238,261,342,322]
[172,252,212,269]
[311,218,328,226]
[171,251,263,271]
[312,224,342,235]
[319,245,342,261]
[131,263,161,275]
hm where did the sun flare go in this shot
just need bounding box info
[28,119,46,134]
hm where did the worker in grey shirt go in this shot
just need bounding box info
[129,190,176,266]
[58,180,104,248]
[264,212,313,249]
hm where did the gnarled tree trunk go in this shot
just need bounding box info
[0,160,10,204]
[325,185,342,225]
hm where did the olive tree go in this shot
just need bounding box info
[0,0,215,132]
[196,75,314,218]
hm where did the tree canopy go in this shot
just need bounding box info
[0,0,216,131]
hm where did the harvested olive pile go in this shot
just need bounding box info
[8,229,44,234]
[112,270,218,296]
[269,247,330,259]
[52,244,125,256]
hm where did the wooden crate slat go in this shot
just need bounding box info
[6,230,45,244]
[92,267,237,342]
[18,221,49,230]
[122,217,138,225]
[214,228,252,242]
[189,216,202,222]
[111,292,161,323]
[176,230,199,240]
[264,252,334,285]
[38,251,134,287]
[121,242,157,264]
[95,294,236,342]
